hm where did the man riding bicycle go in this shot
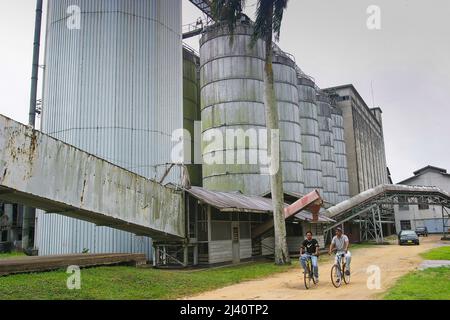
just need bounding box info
[300,231,320,283]
[328,227,351,283]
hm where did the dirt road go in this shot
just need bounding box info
[187,236,443,300]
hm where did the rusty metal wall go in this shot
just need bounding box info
[36,0,183,257]
[298,76,323,196]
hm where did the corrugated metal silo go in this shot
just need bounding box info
[317,91,338,205]
[36,0,183,258]
[331,106,350,203]
[273,52,304,194]
[200,21,270,195]
[297,75,323,196]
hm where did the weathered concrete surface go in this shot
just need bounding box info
[0,114,184,240]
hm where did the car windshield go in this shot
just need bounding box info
[402,231,416,236]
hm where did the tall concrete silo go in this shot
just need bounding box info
[317,91,338,205]
[36,0,182,258]
[200,20,270,195]
[331,106,350,203]
[183,46,202,187]
[298,75,323,196]
[273,52,304,194]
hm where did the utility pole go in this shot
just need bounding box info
[23,0,43,251]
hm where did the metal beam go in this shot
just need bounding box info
[188,0,213,18]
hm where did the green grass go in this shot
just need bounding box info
[420,246,450,261]
[0,251,26,260]
[384,267,450,300]
[0,262,294,300]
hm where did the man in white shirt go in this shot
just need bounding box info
[329,227,352,280]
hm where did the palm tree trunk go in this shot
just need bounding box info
[262,12,290,265]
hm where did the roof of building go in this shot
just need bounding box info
[185,186,334,223]
[398,165,450,184]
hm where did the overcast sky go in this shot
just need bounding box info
[0,0,449,183]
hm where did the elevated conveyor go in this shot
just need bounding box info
[0,114,185,241]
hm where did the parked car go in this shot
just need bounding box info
[398,230,420,245]
[415,226,428,237]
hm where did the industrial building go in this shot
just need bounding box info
[394,166,450,233]
[0,0,401,264]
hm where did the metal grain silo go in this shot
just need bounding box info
[297,75,323,196]
[200,20,270,195]
[183,46,202,186]
[317,91,338,205]
[36,0,182,258]
[273,51,304,194]
[331,106,350,203]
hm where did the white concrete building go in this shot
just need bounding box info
[395,166,450,233]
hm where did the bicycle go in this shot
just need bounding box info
[302,254,317,289]
[330,251,350,288]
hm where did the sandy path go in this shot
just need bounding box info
[186,236,443,300]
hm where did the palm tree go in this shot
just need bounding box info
[211,0,291,265]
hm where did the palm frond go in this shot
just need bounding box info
[251,0,273,45]
[273,0,288,41]
[211,0,245,37]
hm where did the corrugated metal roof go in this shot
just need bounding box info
[186,187,275,213]
[326,184,450,218]
[186,187,333,223]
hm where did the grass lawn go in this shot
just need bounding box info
[384,267,450,300]
[0,261,294,300]
[0,251,26,260]
[420,246,450,260]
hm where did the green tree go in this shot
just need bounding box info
[211,0,290,265]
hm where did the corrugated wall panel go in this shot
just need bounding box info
[298,76,323,195]
[317,92,338,205]
[332,107,350,203]
[36,0,182,259]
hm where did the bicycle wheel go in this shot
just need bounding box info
[304,262,312,289]
[343,263,351,284]
[331,264,341,288]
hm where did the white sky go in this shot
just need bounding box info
[0,0,449,183]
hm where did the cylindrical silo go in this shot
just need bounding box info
[298,75,323,196]
[273,52,304,194]
[331,106,350,203]
[317,91,338,205]
[200,20,270,195]
[36,0,182,258]
[183,46,202,187]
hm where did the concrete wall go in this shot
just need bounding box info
[328,86,388,196]
[394,168,450,233]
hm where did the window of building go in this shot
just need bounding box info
[239,222,251,239]
[400,220,411,230]
[211,208,231,221]
[418,203,429,210]
[211,221,232,241]
[197,206,209,242]
[286,222,302,237]
[398,196,409,211]
[1,230,7,242]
